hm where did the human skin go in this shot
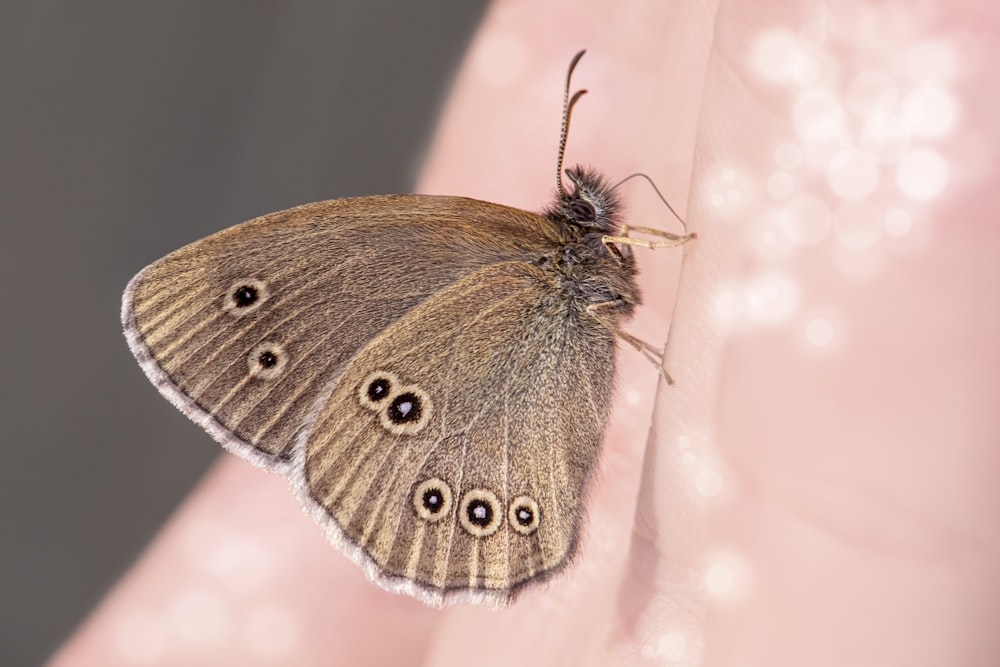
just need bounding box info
[52,1,1000,665]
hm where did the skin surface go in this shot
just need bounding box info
[52,1,1000,665]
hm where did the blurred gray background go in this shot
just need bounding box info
[0,1,486,663]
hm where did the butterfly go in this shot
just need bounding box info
[122,50,694,606]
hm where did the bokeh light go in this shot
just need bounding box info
[751,28,819,87]
[705,563,734,595]
[642,631,688,662]
[167,587,233,647]
[793,90,847,144]
[713,287,744,323]
[883,207,913,236]
[834,200,883,249]
[827,149,879,200]
[722,7,964,341]
[896,148,949,200]
[902,85,958,138]
[775,142,804,169]
[781,194,832,245]
[861,111,911,162]
[805,317,835,347]
[702,163,753,220]
[905,39,959,82]
[696,469,724,497]
[767,171,796,199]
[846,70,897,118]
[744,272,800,325]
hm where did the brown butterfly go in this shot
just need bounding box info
[122,50,694,606]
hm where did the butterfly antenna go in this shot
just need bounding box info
[614,172,689,233]
[556,50,588,198]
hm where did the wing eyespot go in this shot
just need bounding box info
[223,279,269,317]
[377,384,432,435]
[459,489,502,537]
[358,371,399,411]
[508,496,541,535]
[247,342,288,380]
[388,392,422,423]
[412,478,453,522]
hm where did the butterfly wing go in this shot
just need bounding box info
[293,260,616,606]
[122,195,557,471]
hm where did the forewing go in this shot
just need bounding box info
[122,195,555,470]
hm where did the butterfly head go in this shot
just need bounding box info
[547,165,623,236]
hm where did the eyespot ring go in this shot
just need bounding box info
[508,496,540,535]
[378,384,432,435]
[458,489,502,538]
[412,478,452,522]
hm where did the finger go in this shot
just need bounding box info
[636,1,1000,665]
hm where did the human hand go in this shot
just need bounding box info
[52,1,999,665]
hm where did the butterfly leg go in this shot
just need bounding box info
[601,228,697,251]
[624,225,696,243]
[586,300,675,386]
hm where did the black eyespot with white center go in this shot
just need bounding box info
[425,489,444,512]
[367,378,390,402]
[223,278,269,317]
[247,342,287,380]
[413,478,452,522]
[388,392,421,424]
[468,499,492,526]
[459,489,501,537]
[358,371,398,412]
[508,496,540,535]
[234,285,257,306]
[375,381,432,435]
